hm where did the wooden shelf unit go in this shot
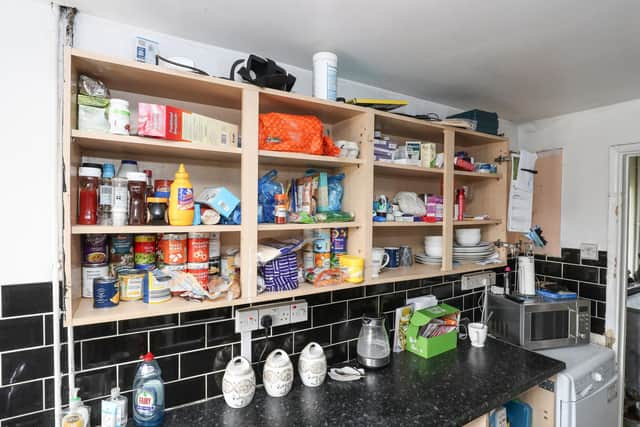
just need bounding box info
[62,49,509,326]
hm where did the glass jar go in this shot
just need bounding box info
[147,197,168,225]
[98,163,115,226]
[78,166,101,225]
[112,177,129,226]
[356,316,391,368]
[127,172,147,225]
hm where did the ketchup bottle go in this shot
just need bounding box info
[456,188,465,221]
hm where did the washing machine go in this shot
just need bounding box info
[537,344,619,427]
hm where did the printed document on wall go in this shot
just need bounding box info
[508,151,537,232]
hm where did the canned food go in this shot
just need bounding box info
[221,255,235,279]
[134,234,156,270]
[208,256,221,277]
[143,271,172,304]
[83,234,108,264]
[82,263,109,298]
[163,263,187,272]
[208,233,221,257]
[314,252,331,269]
[303,250,315,270]
[118,268,145,301]
[187,262,209,288]
[157,233,187,266]
[109,234,134,275]
[187,232,209,263]
[93,277,119,308]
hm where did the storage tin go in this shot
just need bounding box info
[157,233,187,267]
[93,277,119,308]
[118,268,145,301]
[134,234,157,270]
[83,234,108,264]
[82,263,109,298]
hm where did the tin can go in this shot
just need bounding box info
[208,233,221,277]
[93,276,119,308]
[314,252,331,269]
[109,234,134,275]
[208,256,221,277]
[83,234,108,264]
[330,228,347,267]
[221,254,235,279]
[157,233,187,267]
[134,234,156,270]
[303,250,315,270]
[118,268,145,301]
[163,263,187,272]
[82,263,109,298]
[187,232,209,263]
[187,262,210,288]
[143,271,172,304]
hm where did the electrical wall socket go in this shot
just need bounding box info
[580,243,599,261]
[235,300,308,333]
[461,272,496,291]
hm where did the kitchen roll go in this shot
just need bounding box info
[518,256,536,295]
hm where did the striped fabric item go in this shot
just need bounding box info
[261,252,299,292]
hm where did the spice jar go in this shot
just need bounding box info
[274,193,288,224]
[78,166,101,225]
[147,197,168,225]
[127,172,147,225]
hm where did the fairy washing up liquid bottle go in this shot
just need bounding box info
[133,352,165,426]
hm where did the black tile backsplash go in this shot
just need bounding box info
[535,248,608,334]
[0,258,561,422]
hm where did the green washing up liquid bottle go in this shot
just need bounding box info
[133,352,164,427]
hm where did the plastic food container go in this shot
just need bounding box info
[313,52,337,100]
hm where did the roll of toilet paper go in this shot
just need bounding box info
[518,256,536,295]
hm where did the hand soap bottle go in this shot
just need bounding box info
[168,164,194,225]
[101,386,128,427]
[62,388,90,427]
[133,352,165,427]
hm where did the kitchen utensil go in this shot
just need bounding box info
[399,245,413,267]
[455,228,481,246]
[263,349,294,397]
[298,342,327,387]
[328,366,365,382]
[468,322,488,347]
[357,316,391,368]
[372,247,390,267]
[384,247,400,268]
[222,356,256,408]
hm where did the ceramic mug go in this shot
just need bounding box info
[222,356,256,408]
[468,322,488,348]
[298,342,327,387]
[384,247,400,269]
[371,247,389,270]
[263,349,294,397]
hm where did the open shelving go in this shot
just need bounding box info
[62,48,509,326]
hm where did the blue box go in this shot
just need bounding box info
[196,187,240,218]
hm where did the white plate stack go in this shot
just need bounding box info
[453,241,497,262]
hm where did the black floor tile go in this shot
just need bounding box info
[150,324,205,357]
[2,283,52,317]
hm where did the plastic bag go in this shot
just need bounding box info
[259,113,340,156]
[394,192,426,216]
[328,173,345,211]
[258,170,283,223]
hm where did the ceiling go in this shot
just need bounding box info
[59,0,640,122]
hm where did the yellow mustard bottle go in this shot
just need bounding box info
[168,164,195,225]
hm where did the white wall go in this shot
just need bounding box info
[0,1,58,285]
[0,3,517,285]
[518,99,640,250]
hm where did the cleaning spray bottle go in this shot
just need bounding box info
[101,386,128,427]
[62,388,90,427]
[133,352,165,427]
[168,164,194,225]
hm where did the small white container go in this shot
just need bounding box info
[298,342,327,387]
[455,228,482,246]
[468,322,488,347]
[263,349,294,397]
[313,52,338,101]
[108,99,131,135]
[222,356,255,408]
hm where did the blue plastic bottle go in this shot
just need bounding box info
[133,352,164,427]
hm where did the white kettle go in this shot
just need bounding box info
[222,356,255,408]
[263,349,294,397]
[298,342,327,387]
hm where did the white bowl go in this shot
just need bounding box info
[455,228,481,246]
[424,235,443,246]
[425,245,443,258]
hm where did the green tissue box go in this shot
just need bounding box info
[406,303,459,359]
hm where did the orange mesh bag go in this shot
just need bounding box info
[259,113,339,156]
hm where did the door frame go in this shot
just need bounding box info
[607,142,640,422]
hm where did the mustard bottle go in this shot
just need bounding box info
[168,164,195,226]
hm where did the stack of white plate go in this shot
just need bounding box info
[415,253,442,265]
[453,241,496,262]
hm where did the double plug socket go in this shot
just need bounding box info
[235,300,308,333]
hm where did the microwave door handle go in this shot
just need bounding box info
[567,304,577,339]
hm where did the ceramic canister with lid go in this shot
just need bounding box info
[298,342,327,387]
[222,357,255,408]
[263,349,294,397]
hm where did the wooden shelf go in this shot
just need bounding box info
[454,170,502,179]
[259,150,363,168]
[259,90,365,125]
[258,222,360,231]
[374,161,444,177]
[373,111,445,142]
[71,296,247,326]
[72,224,241,234]
[368,260,507,285]
[454,128,508,147]
[454,219,502,226]
[72,130,242,163]
[373,221,443,228]
[250,281,366,303]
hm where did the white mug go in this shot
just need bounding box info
[371,247,389,269]
[468,322,488,348]
[371,259,383,278]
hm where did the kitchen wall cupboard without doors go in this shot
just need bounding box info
[63,48,509,326]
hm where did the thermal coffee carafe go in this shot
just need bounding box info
[356,316,391,368]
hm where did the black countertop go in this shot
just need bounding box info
[135,338,565,427]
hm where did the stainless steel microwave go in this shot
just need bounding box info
[487,294,591,350]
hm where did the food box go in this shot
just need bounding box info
[138,102,238,147]
[196,187,240,218]
[406,303,459,359]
